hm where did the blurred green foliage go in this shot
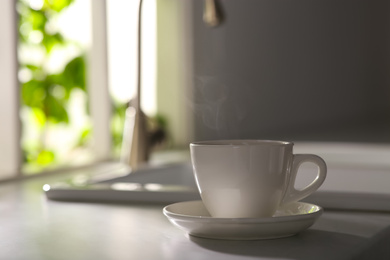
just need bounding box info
[111,101,127,156]
[17,0,169,171]
[17,0,90,169]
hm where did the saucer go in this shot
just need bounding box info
[163,200,323,240]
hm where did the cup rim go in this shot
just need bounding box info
[190,139,293,147]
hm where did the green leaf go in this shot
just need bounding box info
[31,107,46,127]
[45,0,74,12]
[25,64,40,71]
[75,127,92,147]
[46,74,71,100]
[42,32,65,53]
[44,95,69,123]
[62,56,86,91]
[154,114,168,128]
[21,80,46,108]
[28,9,47,32]
[36,150,55,165]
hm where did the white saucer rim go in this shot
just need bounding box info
[163,200,323,224]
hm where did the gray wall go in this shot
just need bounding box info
[188,0,390,142]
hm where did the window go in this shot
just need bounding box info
[0,0,123,180]
[18,0,93,174]
[0,0,192,181]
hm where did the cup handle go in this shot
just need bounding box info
[281,154,327,205]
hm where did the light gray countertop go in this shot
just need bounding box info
[1,164,390,260]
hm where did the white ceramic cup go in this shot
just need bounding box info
[190,140,327,218]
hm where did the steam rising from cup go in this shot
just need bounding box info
[189,75,247,139]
